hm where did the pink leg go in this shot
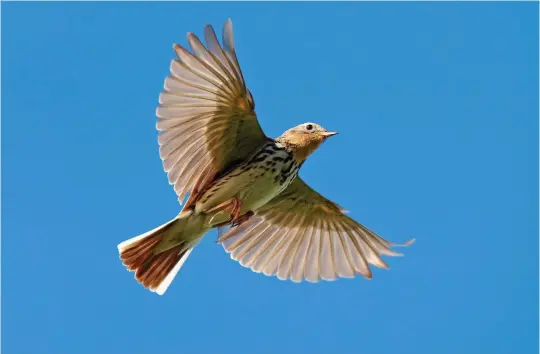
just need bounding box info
[206,197,242,224]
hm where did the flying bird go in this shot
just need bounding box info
[118,19,414,295]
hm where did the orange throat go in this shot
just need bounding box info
[286,135,325,163]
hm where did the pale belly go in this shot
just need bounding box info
[194,145,300,223]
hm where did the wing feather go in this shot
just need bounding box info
[332,219,356,278]
[157,19,267,204]
[250,225,281,273]
[263,213,301,277]
[220,178,414,282]
[319,218,336,281]
[289,224,311,282]
[305,220,323,283]
[233,219,268,263]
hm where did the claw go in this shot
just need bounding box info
[231,211,254,228]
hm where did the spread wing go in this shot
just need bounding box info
[157,19,267,204]
[218,178,414,282]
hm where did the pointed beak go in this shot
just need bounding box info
[319,131,338,138]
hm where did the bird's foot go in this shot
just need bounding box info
[216,211,255,244]
[231,211,254,228]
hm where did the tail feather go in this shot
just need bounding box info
[150,248,193,296]
[118,217,195,295]
[136,246,191,294]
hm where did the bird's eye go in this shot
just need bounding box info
[306,124,313,131]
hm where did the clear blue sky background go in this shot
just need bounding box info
[2,2,538,354]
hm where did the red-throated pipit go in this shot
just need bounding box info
[118,19,414,295]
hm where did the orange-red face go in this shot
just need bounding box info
[280,122,338,162]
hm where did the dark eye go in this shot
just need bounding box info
[306,124,313,131]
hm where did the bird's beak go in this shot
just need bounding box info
[319,131,338,138]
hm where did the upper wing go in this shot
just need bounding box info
[218,178,414,282]
[157,19,268,204]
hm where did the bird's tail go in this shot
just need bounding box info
[118,211,207,295]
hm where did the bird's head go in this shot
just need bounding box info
[277,122,338,162]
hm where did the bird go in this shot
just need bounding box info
[118,19,414,295]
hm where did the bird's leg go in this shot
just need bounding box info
[214,211,253,229]
[230,197,242,221]
[206,197,242,225]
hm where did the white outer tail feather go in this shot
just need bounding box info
[153,248,193,295]
[117,216,195,296]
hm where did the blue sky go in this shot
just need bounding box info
[2,2,538,354]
